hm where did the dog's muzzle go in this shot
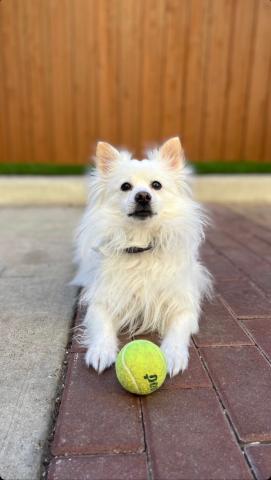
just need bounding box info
[128,190,154,220]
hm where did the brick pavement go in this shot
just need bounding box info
[47,205,271,480]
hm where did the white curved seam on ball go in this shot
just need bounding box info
[121,343,140,394]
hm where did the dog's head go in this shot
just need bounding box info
[94,137,188,223]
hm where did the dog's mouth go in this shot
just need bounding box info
[128,208,155,220]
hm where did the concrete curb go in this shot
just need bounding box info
[0,174,271,204]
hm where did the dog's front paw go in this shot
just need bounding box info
[85,340,118,373]
[161,341,189,377]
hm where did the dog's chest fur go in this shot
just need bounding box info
[94,250,189,334]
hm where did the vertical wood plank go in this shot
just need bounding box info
[200,0,234,161]
[71,0,97,163]
[16,0,35,163]
[118,0,142,154]
[95,0,119,145]
[263,59,271,162]
[242,0,271,161]
[0,0,25,162]
[0,4,9,162]
[46,0,75,164]
[222,0,256,161]
[182,0,210,161]
[139,0,165,153]
[160,0,189,141]
[22,0,53,164]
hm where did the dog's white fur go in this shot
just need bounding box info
[73,137,212,376]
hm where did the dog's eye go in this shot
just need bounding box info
[120,182,132,191]
[151,181,162,190]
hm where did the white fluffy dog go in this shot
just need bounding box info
[73,137,212,376]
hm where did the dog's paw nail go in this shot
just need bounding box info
[161,343,189,377]
[85,344,117,373]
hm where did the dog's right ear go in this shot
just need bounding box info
[159,137,184,169]
[95,142,120,173]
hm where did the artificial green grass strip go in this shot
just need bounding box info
[0,161,271,175]
[194,161,271,174]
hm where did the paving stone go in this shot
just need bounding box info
[222,247,271,298]
[194,296,253,347]
[201,346,271,442]
[48,454,148,480]
[245,444,271,480]
[0,277,77,353]
[227,228,271,263]
[217,278,271,318]
[143,389,252,480]
[241,318,271,361]
[163,347,211,389]
[201,240,216,257]
[0,347,66,480]
[203,248,242,281]
[209,225,271,297]
[51,353,144,455]
[2,261,73,278]
[227,204,271,231]
[0,207,80,269]
[211,204,271,247]
[0,276,77,324]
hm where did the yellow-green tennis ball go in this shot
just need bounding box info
[115,340,167,395]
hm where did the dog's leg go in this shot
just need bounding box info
[161,310,198,377]
[83,304,118,373]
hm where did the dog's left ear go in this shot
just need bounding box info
[159,137,184,169]
[96,142,120,173]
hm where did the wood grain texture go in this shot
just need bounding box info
[0,0,270,164]
[200,0,234,161]
[222,0,256,161]
[118,0,142,153]
[183,0,210,161]
[242,0,271,162]
[139,0,165,153]
[71,0,97,163]
[160,0,188,140]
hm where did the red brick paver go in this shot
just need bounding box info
[194,295,253,346]
[241,318,271,361]
[217,277,271,318]
[162,346,211,389]
[245,444,271,480]
[201,346,271,442]
[48,205,271,480]
[48,454,148,480]
[52,353,144,455]
[143,389,252,480]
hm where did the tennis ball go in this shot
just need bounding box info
[115,339,167,395]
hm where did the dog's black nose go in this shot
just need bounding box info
[135,191,151,205]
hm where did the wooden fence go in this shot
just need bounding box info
[0,0,270,165]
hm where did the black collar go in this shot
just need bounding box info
[124,244,153,254]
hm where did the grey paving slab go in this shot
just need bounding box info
[0,207,81,480]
